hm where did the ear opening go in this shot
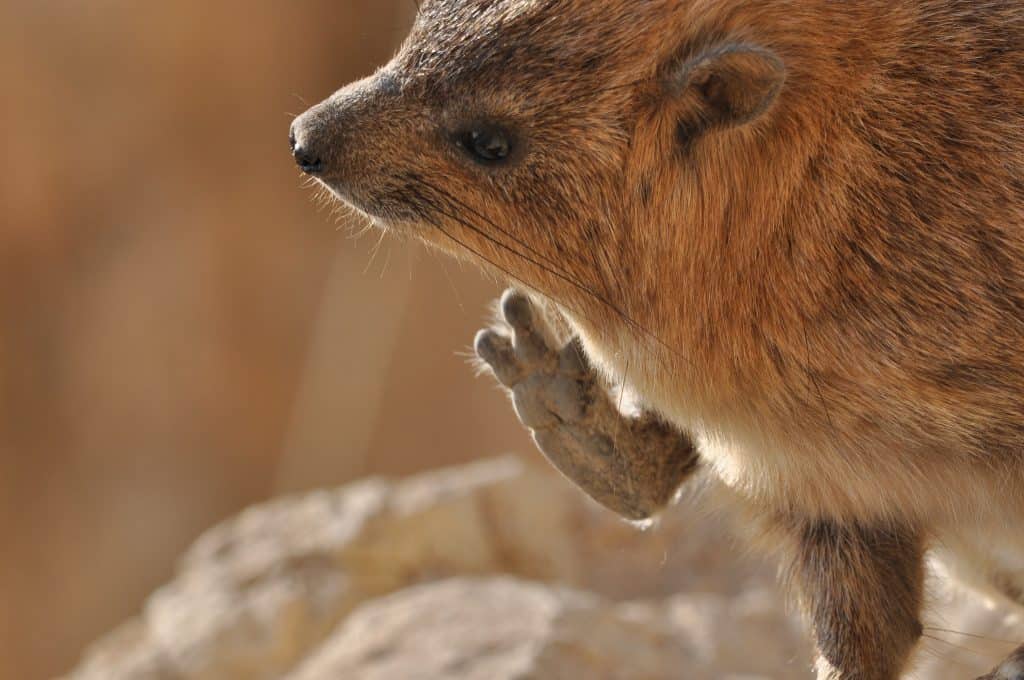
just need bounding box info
[667,43,786,141]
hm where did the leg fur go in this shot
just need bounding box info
[474,290,699,520]
[783,520,924,680]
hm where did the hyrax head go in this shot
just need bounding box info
[291,0,787,328]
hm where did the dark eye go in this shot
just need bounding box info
[457,125,512,164]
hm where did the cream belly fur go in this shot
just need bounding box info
[573,314,1019,526]
[578,311,1024,617]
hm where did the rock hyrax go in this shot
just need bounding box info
[290,1,1024,678]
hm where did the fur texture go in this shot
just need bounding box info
[291,1,1024,677]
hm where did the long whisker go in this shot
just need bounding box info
[921,632,997,660]
[425,191,646,335]
[405,175,690,371]
[406,174,565,272]
[411,191,615,335]
[923,626,1020,645]
[406,176,604,301]
[420,188,667,367]
[422,213,539,296]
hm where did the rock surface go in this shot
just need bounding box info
[66,456,1024,679]
[290,578,809,680]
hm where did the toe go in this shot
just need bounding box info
[474,329,521,386]
[499,291,550,363]
[500,289,534,330]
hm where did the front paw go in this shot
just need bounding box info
[473,290,697,522]
[474,290,598,431]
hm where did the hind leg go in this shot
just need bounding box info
[785,519,925,680]
[474,289,699,521]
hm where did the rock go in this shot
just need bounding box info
[67,457,779,679]
[288,578,681,680]
[72,450,1024,680]
[658,589,811,677]
[288,578,806,680]
[71,455,1024,680]
[65,620,181,680]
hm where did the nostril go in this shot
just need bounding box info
[293,145,324,174]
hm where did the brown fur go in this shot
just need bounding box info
[291,1,1024,677]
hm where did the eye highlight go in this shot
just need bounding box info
[456,125,513,165]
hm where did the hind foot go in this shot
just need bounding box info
[978,645,1024,679]
[474,289,699,520]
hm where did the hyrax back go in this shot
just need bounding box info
[291,1,1024,677]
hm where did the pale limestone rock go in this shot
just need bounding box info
[288,578,807,680]
[68,457,785,679]
[70,455,1023,680]
[68,620,181,680]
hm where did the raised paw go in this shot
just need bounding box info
[474,290,700,521]
[474,290,596,431]
[978,644,1024,680]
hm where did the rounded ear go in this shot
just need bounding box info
[667,43,786,140]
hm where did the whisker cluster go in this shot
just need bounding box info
[400,172,691,369]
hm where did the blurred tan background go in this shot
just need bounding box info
[0,2,531,678]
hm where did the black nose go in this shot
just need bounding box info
[289,125,324,175]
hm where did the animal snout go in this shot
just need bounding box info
[290,76,386,180]
[289,118,325,175]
